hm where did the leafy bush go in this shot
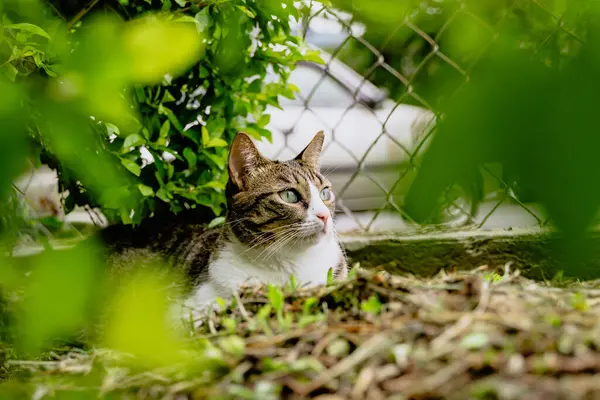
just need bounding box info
[1,0,316,228]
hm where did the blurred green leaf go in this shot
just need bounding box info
[267,285,284,313]
[103,269,189,367]
[137,184,154,197]
[183,147,197,168]
[0,81,28,201]
[204,138,228,148]
[257,114,271,128]
[121,159,141,176]
[123,15,204,84]
[361,294,382,315]
[326,268,334,285]
[123,133,145,149]
[236,5,256,18]
[17,242,102,354]
[5,23,51,39]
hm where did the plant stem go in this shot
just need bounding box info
[67,0,101,30]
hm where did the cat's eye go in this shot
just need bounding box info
[320,187,332,201]
[279,189,300,203]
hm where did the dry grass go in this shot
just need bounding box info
[4,265,600,399]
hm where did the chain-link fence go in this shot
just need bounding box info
[257,0,586,234]
[8,0,587,249]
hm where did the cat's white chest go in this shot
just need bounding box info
[215,234,340,289]
[185,234,342,312]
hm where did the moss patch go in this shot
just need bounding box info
[345,231,600,281]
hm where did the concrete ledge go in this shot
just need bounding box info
[340,228,600,280]
[11,227,600,281]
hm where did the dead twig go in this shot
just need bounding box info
[294,333,391,396]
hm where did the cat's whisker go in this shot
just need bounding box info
[221,217,251,229]
[241,222,308,252]
[253,225,313,262]
[258,225,321,261]
[273,226,320,255]
[252,229,301,262]
[322,164,340,177]
[248,222,306,240]
[257,233,299,262]
[244,226,296,248]
[240,229,295,256]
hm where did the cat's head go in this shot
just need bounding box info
[226,131,336,247]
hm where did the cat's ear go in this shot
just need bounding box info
[296,130,325,170]
[228,132,269,188]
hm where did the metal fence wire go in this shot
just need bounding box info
[8,0,587,250]
[267,0,586,233]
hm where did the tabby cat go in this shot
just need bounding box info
[99,131,348,324]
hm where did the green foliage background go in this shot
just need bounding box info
[1,0,317,230]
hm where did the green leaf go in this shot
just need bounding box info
[6,23,51,39]
[288,83,300,93]
[162,90,176,103]
[121,159,141,176]
[103,271,190,367]
[303,49,324,64]
[1,64,19,81]
[244,126,272,142]
[257,114,271,128]
[174,0,187,7]
[236,5,256,18]
[158,104,183,132]
[174,15,198,24]
[302,297,318,315]
[287,275,298,291]
[326,268,334,285]
[200,181,226,190]
[348,264,359,280]
[105,122,120,137]
[199,65,210,78]
[360,294,382,315]
[208,216,225,228]
[183,147,197,168]
[15,245,99,354]
[267,285,284,312]
[195,10,213,32]
[298,314,325,328]
[201,126,210,144]
[123,133,145,148]
[123,15,204,84]
[138,184,155,197]
[215,297,227,310]
[205,138,228,148]
[156,187,171,202]
[159,120,171,138]
[120,206,133,224]
[571,292,589,311]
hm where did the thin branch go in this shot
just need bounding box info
[43,0,67,21]
[67,0,101,30]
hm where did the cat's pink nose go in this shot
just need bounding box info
[316,212,329,225]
